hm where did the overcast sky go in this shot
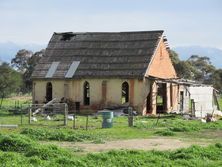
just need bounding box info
[0,0,221,48]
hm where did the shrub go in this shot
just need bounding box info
[21,128,100,142]
[0,134,72,161]
[0,134,34,152]
[25,144,71,160]
[154,129,175,136]
[0,137,221,167]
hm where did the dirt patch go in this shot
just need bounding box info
[53,137,209,153]
[178,129,222,143]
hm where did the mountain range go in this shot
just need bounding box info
[0,42,46,64]
[173,46,222,68]
[0,42,221,68]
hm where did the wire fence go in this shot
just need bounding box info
[0,102,136,129]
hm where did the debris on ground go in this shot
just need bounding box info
[68,115,74,120]
[31,117,37,122]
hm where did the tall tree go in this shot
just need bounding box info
[170,50,222,93]
[0,63,22,107]
[169,50,180,65]
[169,50,193,79]
[211,69,222,92]
[188,55,216,83]
[11,49,33,73]
[23,49,44,91]
[11,49,45,92]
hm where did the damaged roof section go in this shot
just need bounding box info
[32,31,164,79]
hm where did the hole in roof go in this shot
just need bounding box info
[61,33,76,41]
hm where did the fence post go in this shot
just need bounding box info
[73,115,76,129]
[128,107,133,127]
[20,104,23,125]
[86,115,89,130]
[28,104,32,124]
[64,103,68,126]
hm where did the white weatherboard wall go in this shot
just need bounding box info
[189,86,214,117]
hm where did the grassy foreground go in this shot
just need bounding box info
[1,97,222,166]
[1,114,222,142]
[0,116,221,166]
[0,134,221,167]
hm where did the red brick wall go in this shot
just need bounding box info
[146,39,177,79]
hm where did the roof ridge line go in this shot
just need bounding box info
[54,30,164,35]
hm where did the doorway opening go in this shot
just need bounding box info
[146,84,152,114]
[179,91,184,111]
[156,83,167,113]
[46,82,52,102]
[83,81,90,105]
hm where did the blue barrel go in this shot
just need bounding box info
[101,111,113,128]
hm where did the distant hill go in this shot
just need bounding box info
[0,42,46,63]
[1,42,221,69]
[173,46,222,68]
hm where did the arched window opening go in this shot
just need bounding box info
[121,82,129,104]
[46,82,52,102]
[83,81,90,105]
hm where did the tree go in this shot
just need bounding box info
[169,50,221,93]
[23,50,44,91]
[174,61,194,79]
[11,49,33,73]
[211,69,222,92]
[0,63,22,107]
[169,50,193,79]
[11,49,45,92]
[188,55,216,83]
[169,50,180,65]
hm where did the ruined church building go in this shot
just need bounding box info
[32,31,182,115]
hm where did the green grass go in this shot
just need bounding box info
[21,128,103,142]
[0,134,221,167]
[154,129,175,136]
[0,113,221,166]
[19,126,154,142]
[1,96,221,139]
[78,144,222,167]
[1,97,222,165]
[0,96,31,107]
[1,108,222,141]
[1,96,222,166]
[0,134,74,166]
[135,115,222,131]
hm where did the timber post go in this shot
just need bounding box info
[86,115,89,130]
[28,104,32,124]
[64,103,68,126]
[73,114,76,129]
[20,104,23,125]
[128,107,133,127]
